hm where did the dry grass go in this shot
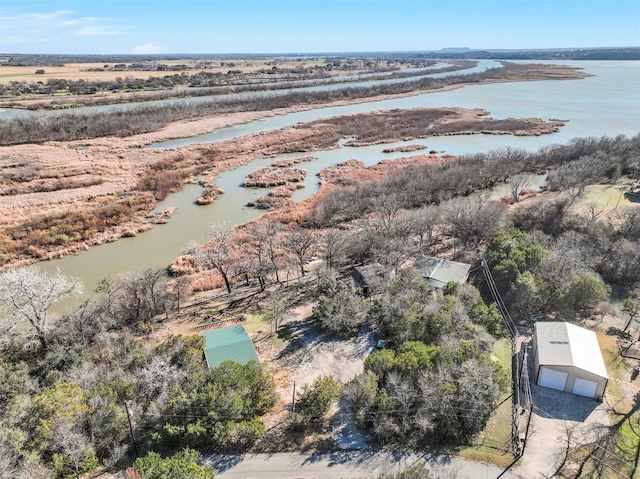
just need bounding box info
[0,63,197,82]
[0,59,335,83]
[574,183,640,214]
[318,155,442,187]
[599,333,632,383]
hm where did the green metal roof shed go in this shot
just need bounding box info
[200,324,259,368]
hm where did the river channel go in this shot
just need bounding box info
[38,60,640,293]
[0,60,498,120]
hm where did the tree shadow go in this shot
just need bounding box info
[332,397,371,450]
[274,320,324,364]
[301,449,378,466]
[206,454,244,474]
[607,326,633,342]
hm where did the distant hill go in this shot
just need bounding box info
[437,47,473,54]
[424,47,640,60]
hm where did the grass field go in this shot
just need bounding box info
[0,58,334,83]
[582,184,634,209]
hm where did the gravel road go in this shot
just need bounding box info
[207,450,522,479]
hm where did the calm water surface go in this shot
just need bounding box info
[38,61,640,292]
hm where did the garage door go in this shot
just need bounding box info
[572,377,598,398]
[539,367,568,391]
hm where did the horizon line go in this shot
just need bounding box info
[2,46,640,57]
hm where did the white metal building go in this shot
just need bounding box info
[532,321,608,401]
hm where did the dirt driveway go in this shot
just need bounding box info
[267,302,376,448]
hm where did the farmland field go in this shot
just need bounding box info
[0,57,392,83]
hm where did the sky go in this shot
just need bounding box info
[0,0,638,55]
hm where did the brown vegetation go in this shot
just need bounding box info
[382,144,428,153]
[248,183,305,210]
[0,193,154,264]
[243,167,307,188]
[318,155,442,187]
[271,156,315,167]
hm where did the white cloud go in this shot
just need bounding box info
[73,25,123,36]
[2,10,75,31]
[131,43,162,54]
[1,10,127,37]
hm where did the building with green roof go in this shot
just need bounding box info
[199,324,259,368]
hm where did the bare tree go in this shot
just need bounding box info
[507,173,532,202]
[579,202,606,226]
[623,296,639,332]
[166,275,192,313]
[320,228,346,270]
[134,355,187,402]
[52,420,95,478]
[444,194,507,251]
[0,266,83,349]
[95,267,174,325]
[281,226,316,277]
[237,219,284,288]
[191,225,239,294]
[266,293,287,334]
[612,207,640,240]
[386,371,416,435]
[408,204,443,254]
[371,192,403,232]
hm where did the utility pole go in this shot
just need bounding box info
[124,401,140,457]
[292,381,296,412]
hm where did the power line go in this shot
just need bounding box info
[481,260,517,338]
[137,404,500,423]
[479,259,525,458]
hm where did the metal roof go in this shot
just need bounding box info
[414,256,471,288]
[535,322,608,379]
[200,324,259,369]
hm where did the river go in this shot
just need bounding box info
[38,60,640,293]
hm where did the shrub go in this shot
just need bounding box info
[291,376,342,429]
[133,448,215,479]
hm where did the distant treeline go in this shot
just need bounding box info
[0,60,456,100]
[3,48,640,66]
[420,47,640,61]
[1,53,315,66]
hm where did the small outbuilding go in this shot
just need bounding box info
[200,324,259,369]
[351,263,389,297]
[532,321,608,401]
[413,256,471,289]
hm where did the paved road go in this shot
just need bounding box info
[206,450,523,479]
